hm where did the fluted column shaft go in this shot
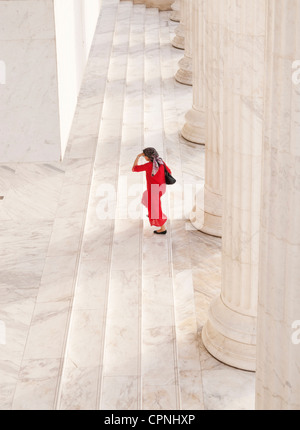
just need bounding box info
[170,0,180,22]
[181,0,205,144]
[202,0,266,371]
[190,0,224,237]
[175,0,193,85]
[256,0,300,410]
[172,0,185,50]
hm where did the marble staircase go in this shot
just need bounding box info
[56,0,203,410]
[0,0,256,410]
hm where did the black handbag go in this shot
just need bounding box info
[163,163,176,185]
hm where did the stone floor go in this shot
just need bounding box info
[0,0,255,410]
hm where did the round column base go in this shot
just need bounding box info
[175,56,193,86]
[189,186,222,238]
[190,207,222,238]
[172,35,185,50]
[170,11,180,22]
[172,24,185,50]
[181,107,205,145]
[202,296,257,372]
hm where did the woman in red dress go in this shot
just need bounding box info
[132,147,172,235]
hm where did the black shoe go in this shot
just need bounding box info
[154,230,167,235]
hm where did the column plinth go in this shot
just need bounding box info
[202,297,256,371]
[182,106,205,144]
[175,56,192,86]
[190,186,222,238]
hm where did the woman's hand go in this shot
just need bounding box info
[132,153,144,171]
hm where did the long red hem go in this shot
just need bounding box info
[149,218,167,227]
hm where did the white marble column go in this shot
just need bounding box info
[170,0,180,22]
[172,0,185,50]
[181,0,205,144]
[175,0,192,85]
[190,0,224,237]
[256,0,300,410]
[202,0,266,371]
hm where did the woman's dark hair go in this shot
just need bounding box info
[143,147,159,162]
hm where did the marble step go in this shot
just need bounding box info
[56,0,140,410]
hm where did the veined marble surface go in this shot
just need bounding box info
[0,2,255,410]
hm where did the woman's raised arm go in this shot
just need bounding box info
[132,153,144,172]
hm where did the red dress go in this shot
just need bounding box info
[132,162,171,227]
